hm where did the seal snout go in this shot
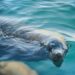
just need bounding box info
[53,53,63,61]
[52,52,63,67]
[50,49,64,67]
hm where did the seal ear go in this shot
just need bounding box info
[40,42,46,47]
[40,40,50,47]
[40,42,48,48]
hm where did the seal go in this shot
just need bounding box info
[0,17,68,67]
[15,28,68,67]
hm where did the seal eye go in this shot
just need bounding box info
[48,46,52,52]
[48,43,56,52]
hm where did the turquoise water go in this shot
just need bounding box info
[0,0,75,75]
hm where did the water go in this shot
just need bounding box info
[0,0,75,75]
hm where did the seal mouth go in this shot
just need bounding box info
[52,53,63,67]
[53,58,63,67]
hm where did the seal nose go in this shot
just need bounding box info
[52,53,63,67]
[53,53,62,61]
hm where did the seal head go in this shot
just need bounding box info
[47,39,68,67]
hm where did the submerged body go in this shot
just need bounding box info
[0,17,68,67]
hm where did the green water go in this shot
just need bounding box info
[0,0,75,75]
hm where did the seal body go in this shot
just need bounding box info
[0,17,68,67]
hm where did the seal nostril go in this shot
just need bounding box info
[56,53,62,58]
[53,53,62,61]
